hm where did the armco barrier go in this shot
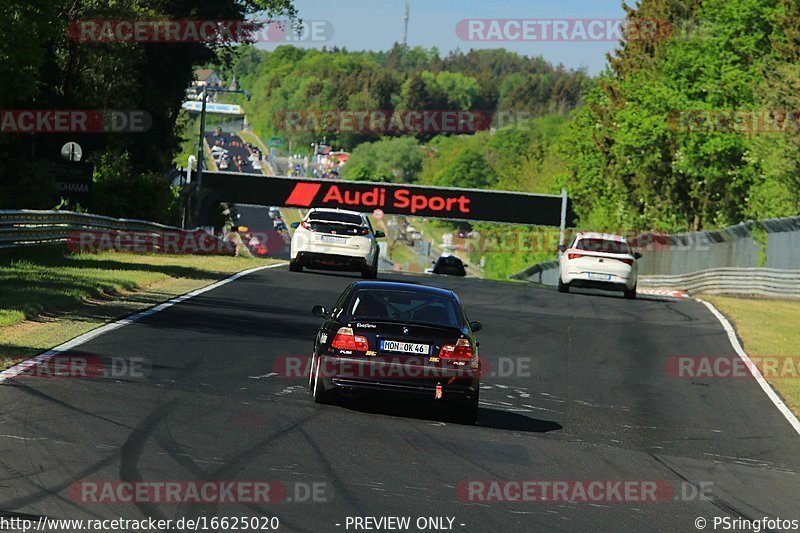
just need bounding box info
[509,260,559,285]
[630,215,800,275]
[637,268,800,297]
[511,262,800,297]
[0,209,234,255]
[511,214,800,296]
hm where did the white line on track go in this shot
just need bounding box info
[0,262,287,385]
[697,298,800,437]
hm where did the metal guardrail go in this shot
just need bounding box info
[512,213,800,296]
[0,209,209,249]
[511,260,800,297]
[509,260,559,284]
[638,268,800,297]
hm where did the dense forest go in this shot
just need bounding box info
[562,0,800,231]
[226,0,800,234]
[224,43,586,151]
[4,0,799,236]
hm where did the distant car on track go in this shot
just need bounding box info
[290,208,384,278]
[431,254,467,277]
[558,232,641,299]
[308,281,483,423]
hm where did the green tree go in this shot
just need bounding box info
[435,150,495,189]
[342,137,424,183]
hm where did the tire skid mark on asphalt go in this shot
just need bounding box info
[294,424,370,516]
[0,444,119,515]
[119,397,181,522]
[171,410,324,533]
[5,382,136,432]
[649,453,766,523]
[215,412,328,533]
[2,264,287,522]
[363,424,532,517]
[405,421,511,481]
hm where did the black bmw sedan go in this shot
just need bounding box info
[308,281,483,424]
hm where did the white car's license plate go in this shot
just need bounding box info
[380,340,430,355]
[588,272,612,280]
[320,235,347,244]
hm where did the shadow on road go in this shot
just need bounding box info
[562,287,675,303]
[331,394,562,432]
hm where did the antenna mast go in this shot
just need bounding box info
[402,0,409,48]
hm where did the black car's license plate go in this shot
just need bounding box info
[380,340,430,355]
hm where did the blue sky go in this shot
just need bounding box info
[259,0,629,74]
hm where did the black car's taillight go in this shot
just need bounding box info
[439,338,473,361]
[331,327,369,351]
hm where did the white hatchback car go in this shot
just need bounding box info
[558,232,641,299]
[290,208,384,278]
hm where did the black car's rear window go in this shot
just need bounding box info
[348,289,461,328]
[575,238,631,254]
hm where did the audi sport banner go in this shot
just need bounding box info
[201,172,576,226]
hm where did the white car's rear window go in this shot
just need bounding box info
[576,238,631,254]
[309,212,362,225]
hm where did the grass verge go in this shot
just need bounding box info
[702,295,800,416]
[0,247,279,368]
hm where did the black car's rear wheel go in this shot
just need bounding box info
[311,357,334,404]
[451,390,479,425]
[289,260,303,272]
[307,353,316,392]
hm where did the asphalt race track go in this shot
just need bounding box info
[235,204,290,260]
[1,267,798,532]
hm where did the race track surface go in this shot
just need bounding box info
[1,267,797,532]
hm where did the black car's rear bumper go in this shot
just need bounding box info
[316,355,480,400]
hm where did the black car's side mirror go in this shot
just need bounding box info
[374,230,385,238]
[432,260,436,264]
[290,221,301,229]
[312,305,327,318]
[469,320,483,333]
[633,252,643,259]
